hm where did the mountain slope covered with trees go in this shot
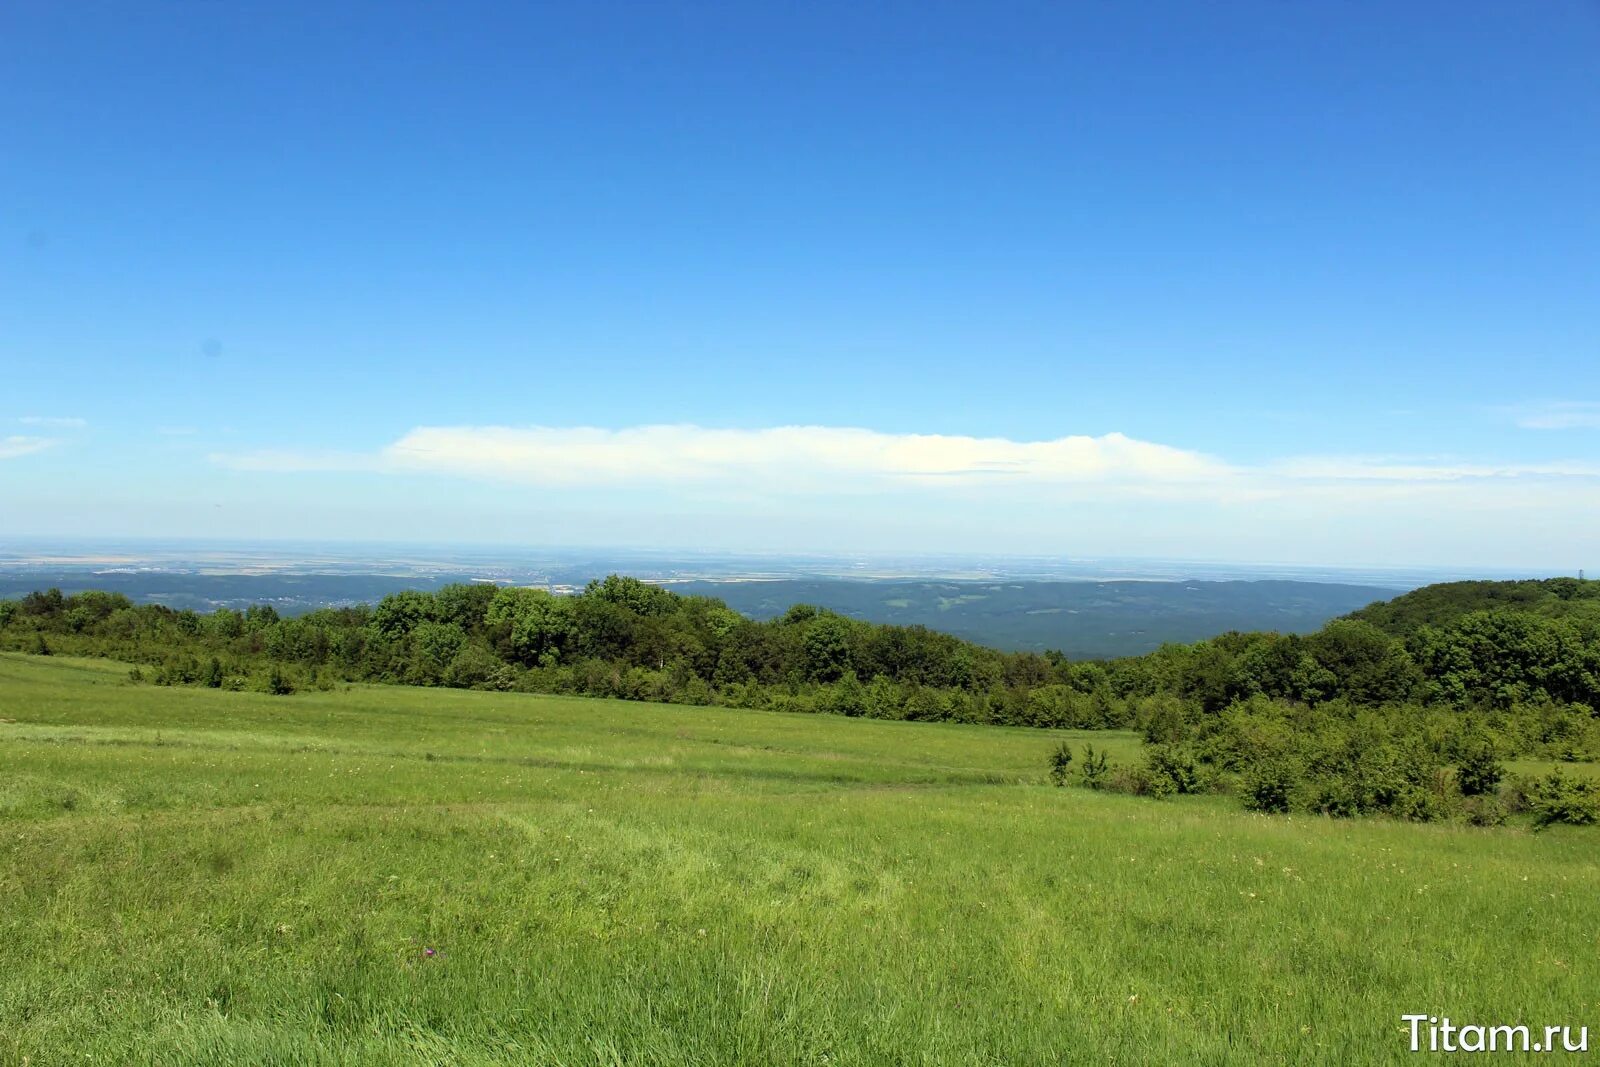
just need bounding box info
[1347,577,1600,636]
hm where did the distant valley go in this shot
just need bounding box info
[662,578,1393,657]
[0,553,1392,658]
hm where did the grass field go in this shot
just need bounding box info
[2,652,1597,1065]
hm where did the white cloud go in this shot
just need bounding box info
[1269,456,1600,482]
[0,435,58,459]
[17,416,87,429]
[211,424,1600,511]
[378,424,1231,488]
[214,425,1242,503]
[1510,402,1600,430]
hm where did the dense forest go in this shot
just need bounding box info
[4,575,1598,825]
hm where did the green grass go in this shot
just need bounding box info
[2,652,1596,1065]
[1508,758,1600,782]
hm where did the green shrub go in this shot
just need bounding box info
[1241,760,1296,814]
[1464,795,1507,827]
[1143,743,1204,796]
[442,644,502,689]
[1527,771,1600,829]
[1110,764,1162,797]
[1080,743,1110,790]
[1455,736,1504,797]
[824,672,868,717]
[267,666,295,696]
[1138,696,1189,745]
[1047,742,1073,786]
[1389,783,1448,822]
[1305,777,1361,818]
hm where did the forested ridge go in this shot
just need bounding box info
[4,575,1598,824]
[1347,577,1600,636]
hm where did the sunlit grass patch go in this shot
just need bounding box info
[1,652,1595,1065]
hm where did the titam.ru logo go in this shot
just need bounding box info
[1403,1015,1590,1054]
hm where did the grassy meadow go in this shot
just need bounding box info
[2,651,1597,1065]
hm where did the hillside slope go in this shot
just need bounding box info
[1348,577,1599,636]
[1,652,1596,1065]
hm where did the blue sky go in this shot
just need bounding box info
[2,1,1597,567]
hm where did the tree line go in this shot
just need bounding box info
[3,575,1598,823]
[3,576,1597,724]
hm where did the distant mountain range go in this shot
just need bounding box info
[662,578,1393,657]
[0,565,1391,659]
[14,540,1574,657]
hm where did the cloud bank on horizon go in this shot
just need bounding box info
[218,425,1229,491]
[211,421,1600,503]
[3,416,1594,567]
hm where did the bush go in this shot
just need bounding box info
[441,644,502,689]
[267,666,295,696]
[1079,743,1110,790]
[1241,760,1296,814]
[1138,696,1189,744]
[1143,743,1204,796]
[824,672,868,717]
[1108,764,1158,797]
[1284,731,1447,820]
[1047,742,1073,786]
[1389,783,1448,823]
[1455,736,1504,797]
[1527,771,1600,829]
[1304,777,1361,818]
[1463,795,1507,827]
